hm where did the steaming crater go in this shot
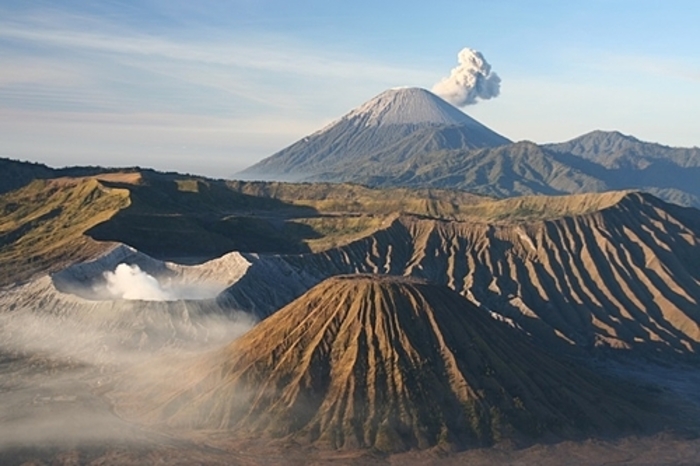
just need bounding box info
[0,245,258,455]
[51,244,252,302]
[0,243,259,371]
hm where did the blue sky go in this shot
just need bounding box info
[1,1,698,177]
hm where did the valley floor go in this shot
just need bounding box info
[2,349,700,465]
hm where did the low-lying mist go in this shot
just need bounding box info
[0,283,256,452]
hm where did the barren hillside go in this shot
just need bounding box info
[118,276,655,452]
[223,192,700,355]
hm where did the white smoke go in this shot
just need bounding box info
[100,263,218,301]
[104,263,170,300]
[432,48,501,107]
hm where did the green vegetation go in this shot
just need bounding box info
[454,191,630,223]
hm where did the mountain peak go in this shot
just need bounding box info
[137,274,651,451]
[545,130,651,156]
[574,129,642,145]
[344,87,479,128]
[238,87,510,180]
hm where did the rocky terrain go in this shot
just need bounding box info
[117,275,660,452]
[221,191,700,357]
[1,168,700,464]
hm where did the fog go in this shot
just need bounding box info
[0,289,256,452]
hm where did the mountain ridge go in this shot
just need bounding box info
[220,190,700,356]
[2,169,699,357]
[545,130,700,169]
[236,86,700,208]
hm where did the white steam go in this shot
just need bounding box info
[104,263,170,300]
[100,263,218,301]
[432,47,501,107]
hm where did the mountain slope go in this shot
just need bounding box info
[545,130,700,169]
[0,156,146,195]
[304,133,700,208]
[544,131,700,207]
[4,172,700,356]
[238,87,510,181]
[0,176,131,285]
[239,89,700,208]
[327,141,608,196]
[123,275,653,451]
[221,191,700,356]
[0,171,491,285]
[0,158,56,195]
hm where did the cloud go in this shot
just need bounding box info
[0,16,434,86]
[432,48,501,107]
[0,10,438,175]
[0,10,437,119]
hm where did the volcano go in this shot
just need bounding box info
[238,87,510,181]
[130,275,653,452]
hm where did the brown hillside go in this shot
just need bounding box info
[122,275,654,452]
[0,177,130,285]
[225,192,700,355]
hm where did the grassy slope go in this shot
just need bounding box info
[0,177,130,286]
[0,171,491,283]
[87,175,499,259]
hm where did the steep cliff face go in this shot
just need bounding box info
[125,276,652,452]
[223,192,700,354]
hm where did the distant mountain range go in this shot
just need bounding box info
[239,88,700,208]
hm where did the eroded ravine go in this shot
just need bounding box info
[222,192,700,355]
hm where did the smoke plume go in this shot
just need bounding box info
[432,48,501,107]
[104,263,170,300]
[99,263,218,301]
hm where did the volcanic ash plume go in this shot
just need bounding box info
[432,47,501,107]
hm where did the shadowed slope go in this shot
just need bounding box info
[127,276,653,452]
[545,130,700,169]
[0,158,55,195]
[0,171,491,286]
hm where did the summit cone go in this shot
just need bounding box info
[238,87,510,181]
